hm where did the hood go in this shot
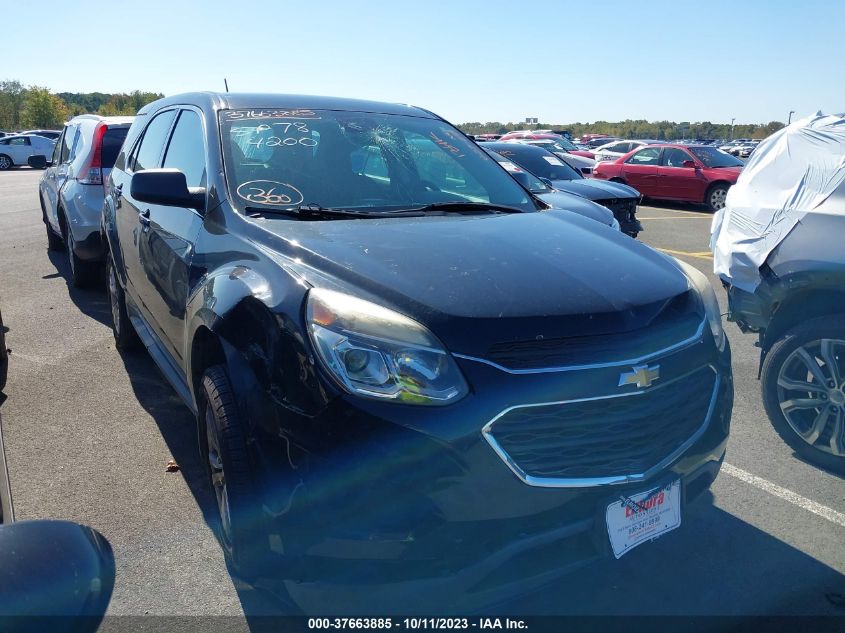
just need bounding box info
[536,191,616,227]
[551,178,640,201]
[253,211,689,356]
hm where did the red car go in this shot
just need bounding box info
[592,144,743,212]
[497,132,594,159]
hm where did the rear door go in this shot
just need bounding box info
[619,147,661,196]
[657,147,699,201]
[135,108,206,362]
[40,125,80,232]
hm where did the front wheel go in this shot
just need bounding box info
[761,315,845,473]
[200,364,269,578]
[705,184,729,212]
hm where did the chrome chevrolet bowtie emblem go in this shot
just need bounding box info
[618,364,660,389]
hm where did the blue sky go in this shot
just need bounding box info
[5,0,843,124]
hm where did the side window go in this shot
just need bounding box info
[625,147,660,165]
[10,137,30,146]
[60,126,79,162]
[51,130,64,164]
[162,110,207,188]
[662,148,693,168]
[132,110,177,172]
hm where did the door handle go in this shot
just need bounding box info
[138,209,151,226]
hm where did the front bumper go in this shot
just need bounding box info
[252,333,733,611]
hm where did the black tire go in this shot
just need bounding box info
[106,256,139,351]
[705,183,729,212]
[200,364,268,578]
[0,154,12,171]
[761,315,845,474]
[46,222,63,251]
[63,221,99,288]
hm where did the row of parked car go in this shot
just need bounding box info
[472,132,744,213]
[18,92,736,609]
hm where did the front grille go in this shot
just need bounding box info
[485,366,716,481]
[486,292,701,371]
[596,198,637,223]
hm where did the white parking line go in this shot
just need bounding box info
[722,462,845,528]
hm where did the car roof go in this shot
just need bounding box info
[482,142,555,156]
[68,114,135,126]
[138,92,438,119]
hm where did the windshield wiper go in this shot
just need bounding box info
[244,204,423,219]
[403,201,525,214]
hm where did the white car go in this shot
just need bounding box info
[0,134,56,170]
[592,139,661,162]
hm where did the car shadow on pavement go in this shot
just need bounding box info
[114,346,297,623]
[489,491,845,618]
[46,249,111,328]
[644,200,714,215]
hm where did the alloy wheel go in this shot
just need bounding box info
[0,156,10,170]
[710,188,727,210]
[777,338,845,456]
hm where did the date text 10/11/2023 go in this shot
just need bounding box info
[307,618,529,630]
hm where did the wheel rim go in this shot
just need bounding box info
[0,156,9,169]
[206,407,233,547]
[108,263,121,334]
[710,188,727,210]
[777,338,845,456]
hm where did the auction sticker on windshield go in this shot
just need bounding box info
[606,480,681,559]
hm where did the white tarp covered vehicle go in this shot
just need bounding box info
[711,111,845,292]
[711,112,845,473]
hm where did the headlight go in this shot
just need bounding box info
[306,288,469,405]
[673,259,726,352]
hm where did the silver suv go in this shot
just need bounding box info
[33,115,133,286]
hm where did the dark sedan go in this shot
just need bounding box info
[483,147,619,230]
[483,142,643,237]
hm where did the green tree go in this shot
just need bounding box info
[21,87,69,128]
[0,80,26,130]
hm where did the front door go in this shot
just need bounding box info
[135,108,206,364]
[657,147,699,201]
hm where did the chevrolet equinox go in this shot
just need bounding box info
[101,93,733,609]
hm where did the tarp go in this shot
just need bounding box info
[710,112,845,292]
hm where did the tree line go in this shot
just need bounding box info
[0,80,162,130]
[458,119,785,140]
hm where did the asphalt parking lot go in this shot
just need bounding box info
[1,168,843,621]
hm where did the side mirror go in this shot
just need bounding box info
[27,155,49,169]
[131,169,206,211]
[0,520,115,628]
[682,160,697,169]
